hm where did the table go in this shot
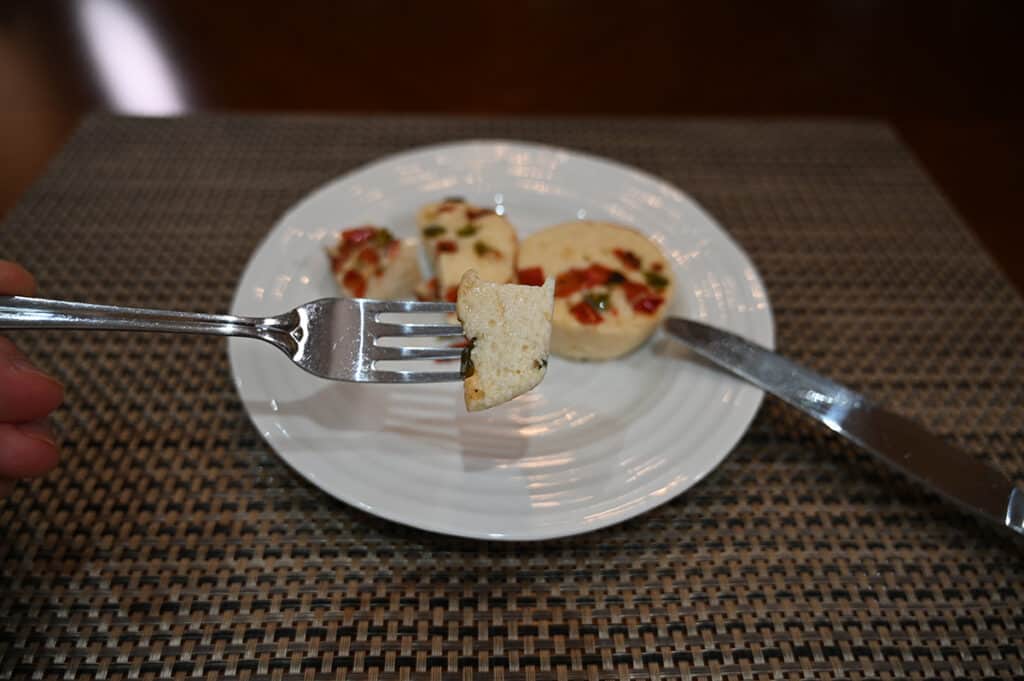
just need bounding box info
[1,115,1022,680]
[3,2,1024,293]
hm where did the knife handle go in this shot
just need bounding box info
[1009,489,1024,533]
[665,317,1023,537]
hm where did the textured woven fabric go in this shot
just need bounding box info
[1,114,1022,680]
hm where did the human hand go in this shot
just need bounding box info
[0,261,64,496]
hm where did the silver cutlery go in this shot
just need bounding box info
[665,317,1023,538]
[0,296,465,383]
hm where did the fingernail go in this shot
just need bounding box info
[0,479,14,497]
[18,420,56,446]
[11,358,63,387]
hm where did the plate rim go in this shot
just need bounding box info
[228,138,775,541]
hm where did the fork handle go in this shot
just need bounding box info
[0,295,276,340]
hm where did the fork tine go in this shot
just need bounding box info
[370,345,464,361]
[370,370,464,383]
[374,322,464,337]
[365,300,457,314]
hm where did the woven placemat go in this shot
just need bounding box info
[1,114,1022,680]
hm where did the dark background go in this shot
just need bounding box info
[2,0,1022,290]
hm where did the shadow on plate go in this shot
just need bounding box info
[245,375,632,475]
[649,334,722,372]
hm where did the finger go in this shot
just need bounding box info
[0,261,37,296]
[0,339,64,422]
[0,420,60,478]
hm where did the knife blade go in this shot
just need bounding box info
[665,317,1023,538]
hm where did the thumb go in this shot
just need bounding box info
[0,261,37,296]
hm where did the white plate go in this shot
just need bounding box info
[229,141,774,541]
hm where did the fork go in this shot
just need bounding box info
[0,296,465,383]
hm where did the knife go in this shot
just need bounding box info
[665,317,1023,538]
